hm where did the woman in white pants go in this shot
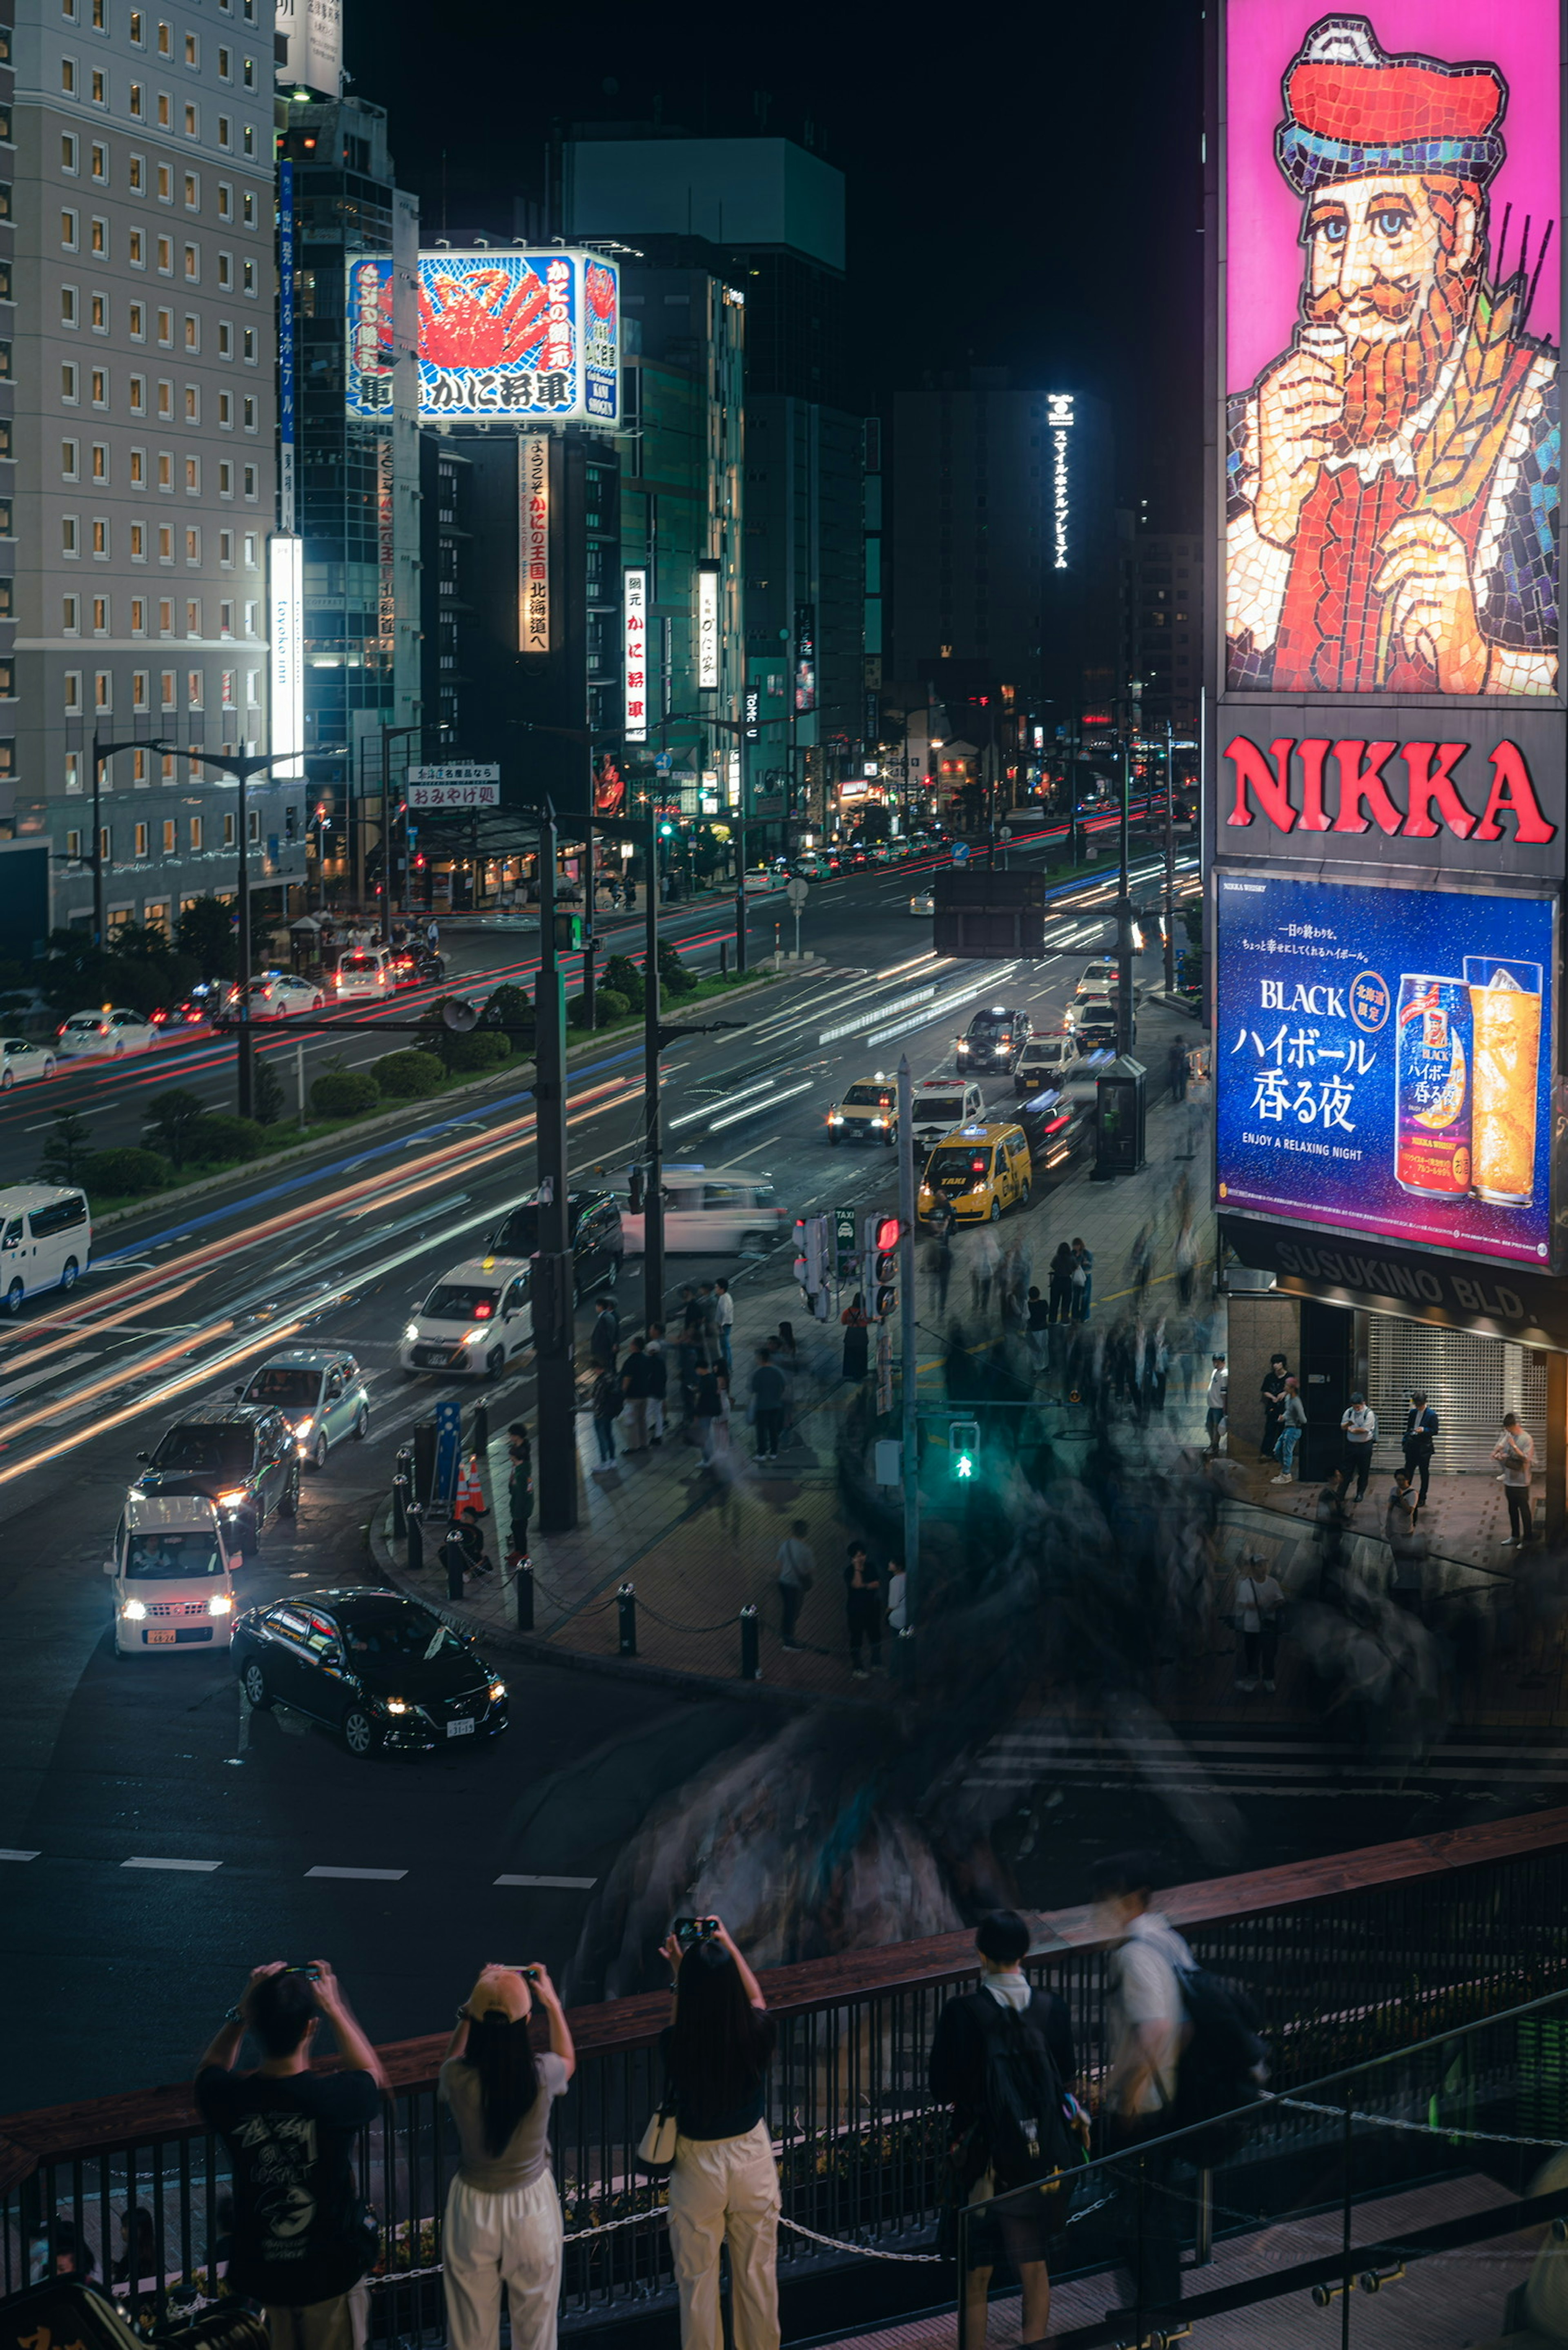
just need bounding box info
[439,1964,575,2350]
[660,1919,780,2350]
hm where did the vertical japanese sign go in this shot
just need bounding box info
[518,436,550,656]
[794,603,817,713]
[1046,391,1073,570]
[268,534,304,783]
[583,259,621,424]
[1215,871,1554,1267]
[376,435,396,674]
[345,254,396,419]
[624,567,648,742]
[277,161,296,533]
[697,563,720,691]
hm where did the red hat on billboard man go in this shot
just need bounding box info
[1247,16,1547,697]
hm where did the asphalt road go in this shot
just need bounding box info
[2,842,1209,2113]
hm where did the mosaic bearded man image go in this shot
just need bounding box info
[1227,14,1559,698]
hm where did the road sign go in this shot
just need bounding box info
[785,877,809,913]
[1000,826,1013,842]
[951,842,971,865]
[433,1399,463,1510]
[835,1205,858,1263]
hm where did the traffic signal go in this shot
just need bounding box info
[949,1419,980,1481]
[873,1214,902,1317]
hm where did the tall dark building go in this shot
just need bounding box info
[1120,525,1203,737]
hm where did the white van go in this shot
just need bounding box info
[616,1167,786,1256]
[0,1185,91,1310]
[332,945,393,1002]
[106,1493,239,1656]
[909,1078,985,1152]
[400,1254,534,1380]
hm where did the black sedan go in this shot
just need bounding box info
[233,1588,509,1756]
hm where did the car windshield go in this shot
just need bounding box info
[422,1283,499,1321]
[927,1146,992,1187]
[968,1015,1005,1034]
[340,1606,465,1661]
[919,1093,965,1118]
[492,1204,539,1254]
[843,1085,894,1107]
[150,1426,252,1473]
[66,1017,102,1031]
[341,956,377,973]
[125,1530,224,1578]
[244,1367,319,1407]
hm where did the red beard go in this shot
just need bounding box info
[1305,267,1472,446]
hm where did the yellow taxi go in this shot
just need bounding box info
[826,1074,899,1147]
[918,1121,1033,1224]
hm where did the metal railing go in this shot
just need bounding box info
[4,1807,1568,2338]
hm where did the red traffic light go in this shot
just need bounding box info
[874,1215,903,1252]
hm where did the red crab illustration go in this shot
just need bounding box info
[585,261,617,321]
[418,265,549,370]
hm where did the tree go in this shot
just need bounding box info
[143,1087,209,1167]
[480,981,535,1049]
[603,953,644,1013]
[657,941,697,996]
[38,1109,93,1186]
[251,1055,285,1127]
[174,895,238,978]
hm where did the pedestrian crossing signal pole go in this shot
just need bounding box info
[898,1055,920,1653]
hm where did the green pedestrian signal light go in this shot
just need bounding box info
[949,1419,980,1481]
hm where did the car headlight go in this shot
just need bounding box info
[488,1679,507,1702]
[870,1117,886,1128]
[121,1599,147,1621]
[463,1328,486,1347]
[404,1322,420,1343]
[828,1113,842,1124]
[383,1698,410,1715]
[208,1593,233,1616]
[294,1417,314,1437]
[217,1489,248,1510]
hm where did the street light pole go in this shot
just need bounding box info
[531,798,578,1536]
[1164,719,1177,996]
[379,722,423,945]
[643,800,665,1336]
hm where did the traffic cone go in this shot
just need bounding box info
[456,1452,488,1519]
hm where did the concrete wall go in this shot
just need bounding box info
[1225,1292,1300,1458]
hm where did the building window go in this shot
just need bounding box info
[129,301,144,339]
[61,58,76,95]
[129,443,145,481]
[242,395,256,430]
[183,31,197,64]
[162,819,175,853]
[66,829,82,860]
[241,257,254,295]
[89,291,106,330]
[157,522,171,559]
[185,526,198,562]
[217,183,231,220]
[242,464,256,499]
[156,160,171,198]
[95,669,111,707]
[133,670,148,708]
[186,456,200,492]
[91,67,105,104]
[158,599,172,634]
[91,144,107,183]
[241,123,256,158]
[217,321,231,357]
[184,172,198,207]
[156,233,171,274]
[64,671,82,713]
[222,811,235,848]
[61,208,78,249]
[156,310,172,347]
[62,516,79,555]
[189,815,201,850]
[62,595,79,632]
[159,670,174,708]
[0,662,12,699]
[134,822,148,859]
[183,315,198,351]
[130,8,143,38]
[183,243,198,281]
[217,115,230,148]
[60,285,78,327]
[91,517,108,555]
[128,229,144,270]
[246,809,259,845]
[241,55,254,85]
[245,666,258,704]
[184,384,198,420]
[61,437,79,478]
[218,528,232,563]
[243,533,257,568]
[130,599,145,634]
[216,251,231,289]
[183,104,196,138]
[241,326,254,362]
[62,134,79,174]
[219,603,233,639]
[218,390,232,426]
[157,450,171,488]
[185,600,200,637]
[156,379,171,416]
[91,368,106,405]
[129,155,144,194]
[91,442,107,480]
[129,82,142,116]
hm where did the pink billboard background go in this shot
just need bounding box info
[1226,0,1561,395]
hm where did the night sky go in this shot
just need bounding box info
[350,0,1205,524]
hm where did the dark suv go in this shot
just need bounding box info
[133,1403,299,1554]
[956,1006,1033,1073]
[486,1188,624,1301]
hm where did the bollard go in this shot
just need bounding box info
[515,1555,535,1633]
[719,939,729,978]
[617,1581,637,1656]
[471,1398,490,1459]
[391,1474,408,1540]
[739,1602,760,1681]
[446,1531,465,1602]
[406,1507,423,1576]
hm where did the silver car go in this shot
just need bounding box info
[235,1347,370,1469]
[0,1037,56,1089]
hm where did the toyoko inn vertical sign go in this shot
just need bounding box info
[518,436,550,657]
[1211,0,1565,1270]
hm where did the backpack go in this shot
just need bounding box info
[1168,1966,1268,2164]
[971,1994,1080,2192]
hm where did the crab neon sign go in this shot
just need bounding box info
[415,250,619,425]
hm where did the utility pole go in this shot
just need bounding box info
[378,722,423,944]
[1164,718,1177,996]
[1116,725,1135,1059]
[643,801,665,1335]
[897,1053,919,1649]
[531,801,578,1535]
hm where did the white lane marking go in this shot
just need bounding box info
[668,1077,775,1132]
[306,1864,408,1881]
[0,1351,99,1403]
[708,1079,814,1133]
[0,1848,40,1861]
[494,1873,598,1889]
[122,1855,222,1872]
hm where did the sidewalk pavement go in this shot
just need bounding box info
[381,1013,1226,1700]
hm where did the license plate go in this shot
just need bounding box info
[147,1628,177,1645]
[446,1715,476,1737]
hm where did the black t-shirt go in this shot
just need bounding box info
[196,2065,381,2305]
[928,1985,1076,2132]
[659,2016,776,2142]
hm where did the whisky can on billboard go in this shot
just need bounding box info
[1395,976,1471,1198]
[1464,958,1543,1206]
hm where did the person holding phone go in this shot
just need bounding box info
[659,1916,779,2350]
[439,1963,575,2350]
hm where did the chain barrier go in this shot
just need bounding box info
[777,2217,941,2261]
[633,1599,744,1636]
[1277,2093,1568,2153]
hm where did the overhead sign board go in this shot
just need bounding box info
[417,251,619,425]
[275,0,342,97]
[407,780,500,809]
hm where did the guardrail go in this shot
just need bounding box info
[4,1805,1567,2337]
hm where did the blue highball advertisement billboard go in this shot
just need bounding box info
[1216,871,1555,1269]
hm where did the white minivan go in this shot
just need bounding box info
[909,1077,985,1153]
[616,1167,787,1256]
[332,946,393,1002]
[400,1255,533,1380]
[0,1185,91,1310]
[106,1493,240,1657]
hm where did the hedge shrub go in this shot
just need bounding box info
[602,953,644,1012]
[191,1112,265,1164]
[373,1048,446,1101]
[82,1146,168,1198]
[310,1068,380,1119]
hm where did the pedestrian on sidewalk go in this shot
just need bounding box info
[840,1292,871,1382]
[772,1322,800,1443]
[1205,1354,1228,1456]
[928,1910,1081,2350]
[1127,1223,1154,1301]
[590,1368,621,1469]
[438,1964,575,2350]
[932,1214,955,1316]
[678,1288,703,1425]
[776,1519,815,1650]
[1259,1353,1290,1463]
[886,1558,907,1637]
[749,1348,787,1461]
[693,1356,730,1467]
[1386,1468,1427,1616]
[621,1335,655,1451]
[1070,1237,1094,1321]
[844,1543,884,1679]
[1168,1039,1188,1103]
[1047,1241,1075,1323]
[1231,1560,1285,1691]
[646,1324,668,1446]
[1091,1853,1195,2324]
[1174,1220,1198,1309]
[714,1279,734,1380]
[971,1225,1000,1316]
[195,1961,387,2350]
[1402,1390,1439,1515]
[589,1293,619,1378]
[658,1918,779,2350]
[1493,1413,1537,1546]
[1271,1377,1306,1483]
[696,1282,721,1364]
[1025,1285,1050,1375]
[505,1424,532,1569]
[441,1517,471,1599]
[457,1506,494,1577]
[1337,1391,1377,1506]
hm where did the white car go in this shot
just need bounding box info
[909,888,936,916]
[910,1076,985,1152]
[1014,1035,1085,1096]
[244,973,325,1021]
[617,1167,787,1256]
[333,947,394,1001]
[56,1007,158,1058]
[0,1037,56,1089]
[105,1492,240,1657]
[400,1254,533,1381]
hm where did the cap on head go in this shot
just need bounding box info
[1276,15,1506,198]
